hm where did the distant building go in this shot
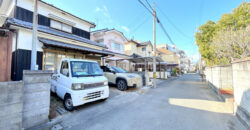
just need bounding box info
[91,28,130,70]
[125,40,153,58]
[156,48,180,71]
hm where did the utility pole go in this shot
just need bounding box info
[153,3,157,88]
[200,57,204,81]
[31,0,38,70]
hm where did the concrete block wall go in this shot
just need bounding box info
[22,70,52,129]
[0,81,24,130]
[205,65,233,91]
[232,58,250,128]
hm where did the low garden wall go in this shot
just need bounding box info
[0,81,24,130]
[232,57,250,128]
[205,57,250,128]
[22,70,52,129]
[0,70,52,129]
[205,65,233,94]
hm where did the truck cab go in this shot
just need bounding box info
[51,58,109,111]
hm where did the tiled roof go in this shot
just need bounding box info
[39,38,113,55]
[7,18,107,48]
[39,0,95,27]
[138,41,152,47]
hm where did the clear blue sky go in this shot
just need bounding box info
[43,0,246,62]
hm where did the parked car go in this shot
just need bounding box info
[51,58,109,111]
[101,66,142,91]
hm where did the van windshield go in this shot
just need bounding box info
[70,61,103,77]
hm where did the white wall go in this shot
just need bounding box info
[91,30,127,54]
[17,29,43,52]
[13,27,104,52]
[232,59,250,128]
[16,0,93,31]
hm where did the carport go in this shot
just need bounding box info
[113,57,169,83]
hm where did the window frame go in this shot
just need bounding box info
[50,19,72,33]
[60,61,69,77]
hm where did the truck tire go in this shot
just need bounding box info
[117,79,127,91]
[63,95,74,111]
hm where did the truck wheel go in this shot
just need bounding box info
[63,95,74,111]
[117,79,127,91]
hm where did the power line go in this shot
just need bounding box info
[156,6,193,40]
[158,21,175,45]
[128,10,147,28]
[138,0,175,45]
[145,0,153,10]
[138,0,153,16]
[130,15,151,36]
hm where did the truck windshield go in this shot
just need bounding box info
[70,61,103,77]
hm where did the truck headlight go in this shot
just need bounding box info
[72,83,84,90]
[104,81,108,86]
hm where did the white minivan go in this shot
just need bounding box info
[51,58,109,111]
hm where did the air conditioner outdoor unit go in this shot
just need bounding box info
[0,0,15,27]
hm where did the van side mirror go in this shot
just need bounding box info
[112,71,116,74]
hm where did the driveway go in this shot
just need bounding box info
[52,74,246,130]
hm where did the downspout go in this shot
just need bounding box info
[13,0,18,80]
[14,30,18,80]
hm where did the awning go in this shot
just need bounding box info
[39,38,113,56]
[117,56,164,63]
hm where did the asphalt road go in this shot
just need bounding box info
[58,74,246,130]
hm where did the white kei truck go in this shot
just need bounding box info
[51,58,109,111]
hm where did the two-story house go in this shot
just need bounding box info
[91,28,130,69]
[156,44,180,71]
[125,40,153,58]
[4,0,112,80]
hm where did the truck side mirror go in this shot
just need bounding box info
[62,69,69,77]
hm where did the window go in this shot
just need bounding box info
[14,6,50,27]
[62,24,72,32]
[72,27,90,39]
[148,52,151,56]
[142,47,146,51]
[95,39,104,44]
[60,61,69,76]
[45,52,56,71]
[14,6,33,23]
[111,42,123,51]
[110,66,127,73]
[56,54,66,70]
[66,54,74,59]
[51,20,72,33]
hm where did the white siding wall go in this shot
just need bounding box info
[13,28,104,51]
[17,29,43,51]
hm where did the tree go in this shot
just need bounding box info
[195,2,250,66]
[213,25,250,65]
[195,21,217,66]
